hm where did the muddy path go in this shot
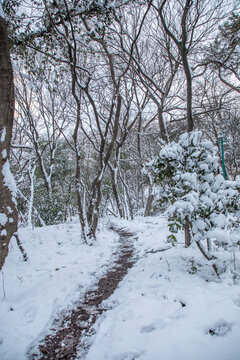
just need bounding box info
[30,225,137,360]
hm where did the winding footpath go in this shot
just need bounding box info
[30,225,137,360]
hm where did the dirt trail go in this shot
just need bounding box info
[30,225,137,360]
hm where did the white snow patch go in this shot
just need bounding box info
[2,160,17,196]
[0,213,8,226]
[0,2,4,18]
[1,149,7,159]
[0,127,6,142]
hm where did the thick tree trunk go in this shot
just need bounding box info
[0,17,18,270]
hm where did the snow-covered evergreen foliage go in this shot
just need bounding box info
[150,131,240,274]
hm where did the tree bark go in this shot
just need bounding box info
[182,50,193,132]
[158,106,168,142]
[144,194,154,217]
[0,17,18,270]
[110,166,125,218]
[184,217,191,247]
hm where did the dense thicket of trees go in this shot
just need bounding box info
[1,0,239,248]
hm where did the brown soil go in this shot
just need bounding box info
[30,225,137,360]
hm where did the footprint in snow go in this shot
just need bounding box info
[24,306,37,323]
[140,324,156,333]
[233,295,240,308]
[140,319,166,334]
[206,320,232,336]
[113,352,142,360]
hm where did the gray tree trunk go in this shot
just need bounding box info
[144,194,154,217]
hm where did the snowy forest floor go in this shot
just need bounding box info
[31,226,137,360]
[1,216,240,360]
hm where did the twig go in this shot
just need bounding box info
[146,247,171,254]
[14,234,28,262]
[164,253,171,272]
[106,208,117,217]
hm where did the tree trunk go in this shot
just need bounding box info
[158,106,168,142]
[110,166,125,218]
[182,51,193,132]
[184,217,191,248]
[75,150,89,243]
[144,194,154,217]
[0,17,18,270]
[89,180,102,240]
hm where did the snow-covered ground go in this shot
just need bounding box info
[0,219,119,360]
[83,217,240,360]
[1,216,240,360]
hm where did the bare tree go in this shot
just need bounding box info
[153,0,226,133]
[204,13,240,94]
